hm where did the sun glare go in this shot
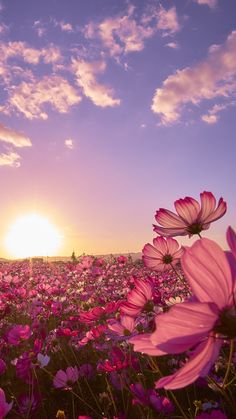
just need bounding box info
[5,214,62,258]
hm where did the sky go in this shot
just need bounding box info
[0,0,235,258]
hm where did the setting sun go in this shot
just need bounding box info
[4,214,62,258]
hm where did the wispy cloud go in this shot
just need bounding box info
[201,101,236,124]
[0,151,20,167]
[165,41,179,49]
[54,19,74,32]
[0,124,32,147]
[33,20,46,37]
[84,4,180,59]
[0,41,61,65]
[5,75,82,119]
[152,30,236,125]
[64,138,74,149]
[156,5,180,36]
[72,58,121,107]
[195,0,218,8]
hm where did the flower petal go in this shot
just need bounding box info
[155,209,186,228]
[199,191,216,221]
[227,226,236,259]
[153,225,187,237]
[150,301,218,354]
[130,334,166,356]
[203,197,227,224]
[174,197,200,224]
[155,336,222,389]
[181,238,232,309]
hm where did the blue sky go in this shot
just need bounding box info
[0,0,235,257]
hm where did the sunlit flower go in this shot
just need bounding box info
[120,278,154,317]
[7,324,31,345]
[131,238,236,389]
[153,191,226,237]
[142,236,183,271]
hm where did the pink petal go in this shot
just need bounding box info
[174,197,200,224]
[153,225,187,237]
[155,209,186,228]
[152,236,168,254]
[127,288,146,307]
[227,226,236,259]
[121,315,135,331]
[199,191,216,221]
[150,301,218,354]
[202,197,227,224]
[130,334,166,356]
[166,237,180,254]
[120,302,141,317]
[181,238,232,310]
[155,336,222,389]
[107,319,125,335]
[134,278,153,300]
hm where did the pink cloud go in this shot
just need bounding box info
[72,58,120,107]
[195,0,218,8]
[152,30,236,125]
[54,20,73,32]
[84,4,180,58]
[0,41,61,65]
[0,124,31,147]
[201,101,236,124]
[6,75,82,119]
[64,138,74,149]
[0,151,20,167]
[156,6,180,36]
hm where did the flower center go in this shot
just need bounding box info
[162,254,173,264]
[186,223,203,235]
[214,308,236,339]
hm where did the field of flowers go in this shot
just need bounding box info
[0,191,235,419]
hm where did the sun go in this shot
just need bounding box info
[5,213,62,258]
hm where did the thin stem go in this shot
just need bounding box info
[222,339,234,388]
[170,263,186,286]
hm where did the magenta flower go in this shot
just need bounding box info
[53,366,79,388]
[142,236,183,271]
[107,315,136,337]
[153,191,226,237]
[131,238,236,389]
[120,278,154,317]
[0,388,13,417]
[7,324,31,345]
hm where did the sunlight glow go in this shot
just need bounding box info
[5,214,62,258]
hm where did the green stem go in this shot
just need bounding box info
[222,339,234,388]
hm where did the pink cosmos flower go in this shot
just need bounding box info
[53,366,79,388]
[107,315,136,337]
[131,238,236,389]
[0,388,13,417]
[153,191,226,237]
[142,236,183,271]
[7,324,31,345]
[120,278,154,317]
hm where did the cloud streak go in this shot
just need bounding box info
[152,30,236,125]
[84,4,180,58]
[0,151,21,167]
[6,75,82,119]
[0,124,32,147]
[72,59,120,107]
